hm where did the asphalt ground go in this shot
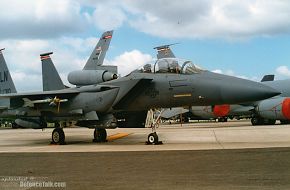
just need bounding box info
[1,120,290,189]
[1,148,290,190]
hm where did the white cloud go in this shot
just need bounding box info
[212,68,259,81]
[212,69,235,76]
[212,69,223,74]
[1,1,290,40]
[0,37,100,91]
[82,0,290,40]
[91,3,127,30]
[0,0,87,39]
[276,66,290,77]
[1,37,152,91]
[10,71,42,92]
[107,50,153,76]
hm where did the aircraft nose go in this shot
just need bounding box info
[220,79,281,104]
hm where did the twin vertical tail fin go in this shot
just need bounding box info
[83,30,113,70]
[0,48,17,94]
[40,52,65,91]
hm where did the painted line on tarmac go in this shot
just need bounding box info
[107,133,130,141]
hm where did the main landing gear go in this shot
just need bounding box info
[93,128,107,142]
[51,127,66,145]
[251,117,276,126]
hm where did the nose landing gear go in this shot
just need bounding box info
[146,109,163,145]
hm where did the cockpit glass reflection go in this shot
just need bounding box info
[136,58,205,74]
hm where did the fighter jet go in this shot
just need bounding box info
[0,44,280,145]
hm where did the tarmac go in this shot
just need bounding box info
[1,120,290,189]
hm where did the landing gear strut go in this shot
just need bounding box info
[146,109,163,145]
[93,128,107,142]
[51,127,65,145]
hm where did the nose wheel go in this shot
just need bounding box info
[146,125,163,145]
[147,132,159,144]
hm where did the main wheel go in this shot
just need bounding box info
[94,128,107,142]
[148,132,159,144]
[251,117,262,126]
[12,122,19,129]
[52,128,65,144]
[218,117,227,122]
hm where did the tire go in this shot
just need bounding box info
[94,128,107,142]
[52,128,65,144]
[183,117,189,123]
[251,117,262,126]
[148,132,159,144]
[12,122,19,129]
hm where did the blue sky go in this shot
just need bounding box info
[0,0,290,91]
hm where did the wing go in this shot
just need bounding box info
[0,89,79,99]
[0,89,79,108]
[113,78,153,109]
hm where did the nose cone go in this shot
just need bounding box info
[220,78,281,104]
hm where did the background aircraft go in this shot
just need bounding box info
[251,79,290,125]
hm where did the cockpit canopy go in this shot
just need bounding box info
[138,58,205,74]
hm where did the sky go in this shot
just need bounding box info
[0,0,290,91]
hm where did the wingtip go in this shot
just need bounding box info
[40,52,53,56]
[153,43,179,50]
